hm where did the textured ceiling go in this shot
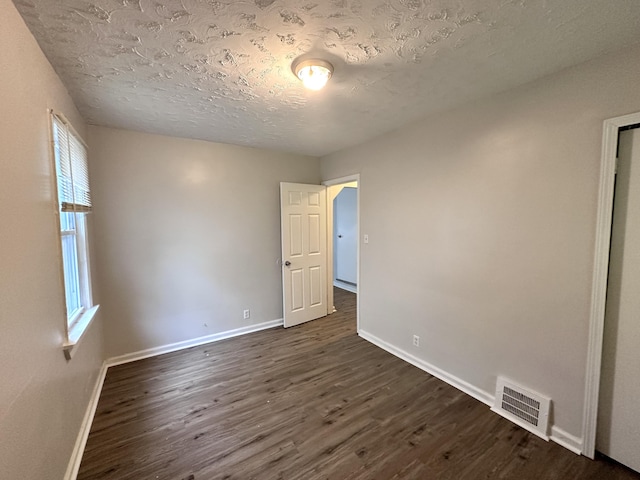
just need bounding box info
[13,0,640,156]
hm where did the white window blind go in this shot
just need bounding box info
[50,111,95,342]
[52,114,92,213]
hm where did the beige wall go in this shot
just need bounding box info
[88,126,320,358]
[321,44,640,441]
[0,1,105,478]
[5,0,638,465]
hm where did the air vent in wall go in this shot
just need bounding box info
[491,377,551,440]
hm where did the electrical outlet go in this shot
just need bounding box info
[243,309,250,319]
[413,335,420,347]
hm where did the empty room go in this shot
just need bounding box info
[3,0,640,478]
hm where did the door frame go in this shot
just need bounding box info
[323,174,360,333]
[331,181,358,293]
[583,111,640,458]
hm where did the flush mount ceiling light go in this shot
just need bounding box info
[293,59,334,91]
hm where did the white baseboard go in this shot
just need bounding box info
[358,329,494,406]
[106,319,284,367]
[66,321,583,480]
[64,362,108,480]
[550,425,583,455]
[334,280,357,294]
[358,329,585,455]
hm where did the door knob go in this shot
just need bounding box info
[284,261,291,266]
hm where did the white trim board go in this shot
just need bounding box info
[551,426,584,455]
[334,280,357,294]
[64,362,108,480]
[358,329,494,407]
[358,329,583,456]
[583,110,640,459]
[322,174,360,187]
[107,319,283,367]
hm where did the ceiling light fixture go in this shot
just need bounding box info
[293,59,334,91]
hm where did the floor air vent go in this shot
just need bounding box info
[491,377,551,440]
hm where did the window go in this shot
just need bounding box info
[51,112,98,357]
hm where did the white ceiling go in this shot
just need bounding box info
[13,0,640,156]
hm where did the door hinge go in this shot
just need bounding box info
[615,156,619,174]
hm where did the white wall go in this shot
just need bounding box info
[0,1,105,478]
[88,126,320,358]
[321,44,640,443]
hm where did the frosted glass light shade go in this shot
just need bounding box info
[293,59,334,91]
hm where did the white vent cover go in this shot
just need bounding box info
[491,377,551,440]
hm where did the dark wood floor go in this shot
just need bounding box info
[78,288,639,480]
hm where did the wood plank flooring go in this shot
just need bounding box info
[78,288,639,480]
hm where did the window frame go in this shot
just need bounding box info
[61,211,93,330]
[49,111,99,359]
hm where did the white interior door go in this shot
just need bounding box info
[597,128,640,473]
[280,182,328,328]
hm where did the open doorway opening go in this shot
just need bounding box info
[596,124,640,473]
[333,183,357,293]
[324,175,360,331]
[583,111,640,460]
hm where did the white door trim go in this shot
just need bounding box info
[583,111,640,458]
[323,174,360,333]
[324,174,360,187]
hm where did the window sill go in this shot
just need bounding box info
[63,305,100,360]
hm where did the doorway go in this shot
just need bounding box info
[333,183,358,293]
[596,126,640,473]
[583,111,640,461]
[323,175,360,331]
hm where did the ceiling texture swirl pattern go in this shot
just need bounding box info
[13,0,640,155]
